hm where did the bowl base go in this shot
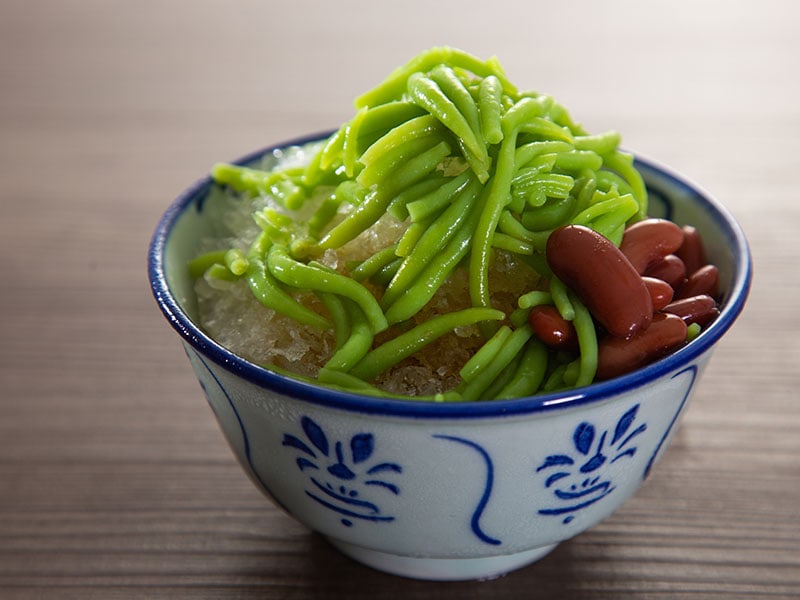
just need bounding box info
[325,537,558,581]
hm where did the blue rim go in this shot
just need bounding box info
[148,133,752,419]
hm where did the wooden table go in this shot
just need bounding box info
[2,1,798,597]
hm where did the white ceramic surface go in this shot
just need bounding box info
[149,135,751,580]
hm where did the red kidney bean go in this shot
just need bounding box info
[546,224,652,339]
[677,264,719,300]
[642,276,674,311]
[528,305,578,351]
[676,225,707,274]
[644,254,687,290]
[620,218,685,274]
[663,294,720,327]
[596,313,688,380]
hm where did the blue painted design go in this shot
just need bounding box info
[433,435,502,546]
[613,405,640,445]
[574,423,595,456]
[304,484,395,523]
[296,457,318,471]
[365,480,400,495]
[351,433,374,464]
[644,365,698,479]
[283,416,401,526]
[545,472,571,488]
[189,351,297,515]
[193,180,213,213]
[302,416,329,456]
[537,404,647,524]
[538,455,574,469]
[282,435,316,458]
[192,351,253,465]
[367,463,402,475]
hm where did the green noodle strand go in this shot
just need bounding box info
[387,172,446,221]
[359,113,443,165]
[406,72,489,177]
[602,150,648,217]
[514,140,572,169]
[478,75,504,145]
[482,351,524,400]
[395,220,431,258]
[370,257,403,287]
[495,338,549,399]
[205,263,238,282]
[550,277,575,321]
[571,194,638,233]
[358,128,441,188]
[686,322,702,341]
[469,96,549,310]
[542,363,569,392]
[554,150,603,172]
[317,368,390,396]
[498,211,550,251]
[267,244,388,333]
[350,245,401,281]
[211,163,271,195]
[511,154,558,192]
[354,46,516,109]
[317,291,350,348]
[518,117,574,143]
[320,140,451,249]
[518,290,553,310]
[188,250,227,279]
[323,299,374,372]
[384,204,480,324]
[570,294,598,387]
[349,307,504,382]
[307,191,343,239]
[319,125,346,171]
[491,233,534,255]
[586,194,640,242]
[458,325,533,401]
[405,171,472,223]
[342,106,369,177]
[429,64,484,145]
[460,326,512,382]
[224,248,249,276]
[245,233,331,329]
[573,131,621,154]
[521,196,578,232]
[356,101,428,151]
[382,177,480,306]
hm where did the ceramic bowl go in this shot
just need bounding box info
[148,133,751,581]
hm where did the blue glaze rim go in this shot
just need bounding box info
[148,132,752,419]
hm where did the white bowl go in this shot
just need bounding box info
[148,134,751,581]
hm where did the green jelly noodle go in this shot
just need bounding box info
[190,47,654,401]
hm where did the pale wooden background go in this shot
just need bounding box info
[1,1,798,598]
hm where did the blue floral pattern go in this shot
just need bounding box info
[536,404,647,524]
[283,416,402,527]
[433,435,502,546]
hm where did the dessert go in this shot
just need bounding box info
[189,47,720,401]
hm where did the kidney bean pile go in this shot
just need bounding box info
[530,219,720,380]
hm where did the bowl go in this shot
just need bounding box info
[148,133,751,581]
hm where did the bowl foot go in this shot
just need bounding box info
[325,538,558,581]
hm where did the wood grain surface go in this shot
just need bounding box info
[1,1,798,598]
